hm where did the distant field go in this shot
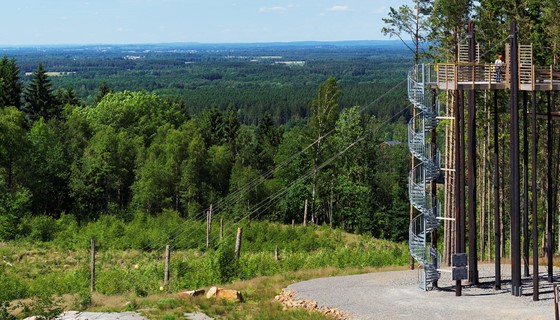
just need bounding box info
[24,71,76,76]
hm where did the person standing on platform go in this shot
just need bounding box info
[495,55,503,82]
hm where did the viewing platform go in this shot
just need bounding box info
[418,44,560,92]
[420,63,560,91]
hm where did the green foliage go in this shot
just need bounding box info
[0,56,21,110]
[23,63,60,122]
[72,289,92,311]
[211,242,238,284]
[0,301,15,320]
[20,292,63,320]
[0,216,408,302]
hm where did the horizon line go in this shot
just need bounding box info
[0,39,409,48]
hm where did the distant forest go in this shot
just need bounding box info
[0,42,412,243]
[4,42,410,123]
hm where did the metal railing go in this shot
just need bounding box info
[407,65,442,290]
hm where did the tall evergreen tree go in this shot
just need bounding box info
[23,63,60,122]
[95,81,112,104]
[382,0,433,63]
[429,0,473,60]
[0,56,22,109]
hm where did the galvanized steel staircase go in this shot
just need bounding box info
[408,66,442,290]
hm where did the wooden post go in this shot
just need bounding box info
[90,238,96,292]
[235,228,243,259]
[292,219,295,229]
[220,218,223,240]
[275,245,279,261]
[207,204,213,248]
[303,199,308,226]
[164,245,170,285]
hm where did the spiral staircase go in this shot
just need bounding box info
[407,65,442,290]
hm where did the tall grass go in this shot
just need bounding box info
[0,211,408,301]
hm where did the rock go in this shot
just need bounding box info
[275,288,349,320]
[206,287,242,302]
[206,286,218,298]
[178,289,206,298]
[184,312,214,320]
[216,289,242,302]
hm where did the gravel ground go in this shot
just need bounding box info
[287,264,559,320]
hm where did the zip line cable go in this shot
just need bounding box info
[125,79,409,254]
[103,87,411,293]
[99,77,409,276]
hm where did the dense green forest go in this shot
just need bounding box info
[0,43,412,244]
[3,42,409,123]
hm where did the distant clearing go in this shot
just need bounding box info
[25,71,76,76]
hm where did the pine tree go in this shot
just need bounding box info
[0,56,22,109]
[23,63,60,122]
[95,81,112,104]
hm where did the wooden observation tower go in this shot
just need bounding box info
[409,21,560,300]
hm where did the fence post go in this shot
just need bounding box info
[275,245,279,261]
[235,227,243,259]
[303,199,308,226]
[207,204,213,248]
[220,218,223,240]
[164,245,170,285]
[90,238,96,292]
[292,219,295,229]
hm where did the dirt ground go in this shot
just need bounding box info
[287,264,559,320]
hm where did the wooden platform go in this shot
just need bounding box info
[420,63,560,91]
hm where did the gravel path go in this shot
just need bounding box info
[287,264,559,320]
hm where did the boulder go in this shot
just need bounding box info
[206,286,242,302]
[206,286,218,298]
[216,289,242,302]
[178,289,205,298]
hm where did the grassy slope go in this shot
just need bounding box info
[0,220,409,319]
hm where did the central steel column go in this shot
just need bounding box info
[509,21,521,297]
[467,21,479,285]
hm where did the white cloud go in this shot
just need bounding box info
[259,6,287,13]
[373,6,387,14]
[327,5,349,12]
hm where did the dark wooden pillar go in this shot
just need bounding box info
[547,91,553,283]
[531,90,539,301]
[467,21,479,285]
[523,91,530,278]
[431,88,438,288]
[509,21,521,297]
[454,88,462,296]
[493,89,501,290]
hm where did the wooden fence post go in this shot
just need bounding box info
[235,227,243,259]
[207,204,213,248]
[303,199,308,226]
[220,218,223,240]
[90,238,96,292]
[292,219,295,229]
[275,245,279,261]
[164,245,170,285]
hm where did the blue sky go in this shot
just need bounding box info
[0,0,412,45]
